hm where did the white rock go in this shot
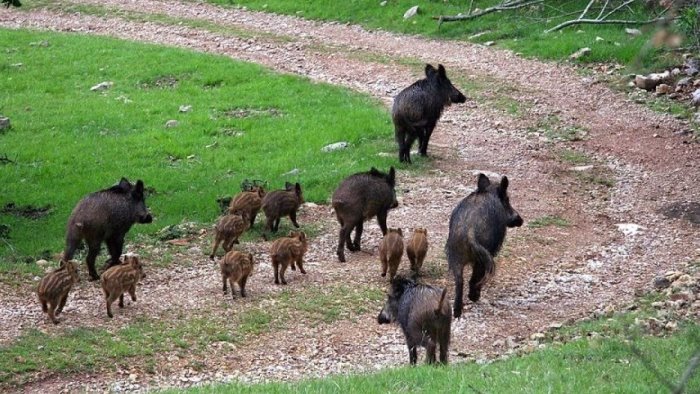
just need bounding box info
[165,120,179,128]
[283,168,300,176]
[483,41,495,46]
[692,89,700,106]
[595,36,605,42]
[90,81,113,91]
[616,223,644,236]
[380,1,387,5]
[179,105,192,113]
[570,165,593,172]
[625,28,642,36]
[0,116,10,130]
[403,5,419,19]
[321,141,349,152]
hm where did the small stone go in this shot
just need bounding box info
[691,89,700,107]
[634,75,661,91]
[653,276,671,290]
[483,41,495,46]
[165,120,178,128]
[90,81,113,91]
[380,0,387,5]
[548,322,563,329]
[625,28,642,36]
[570,165,594,172]
[570,47,591,60]
[616,223,644,236]
[595,36,605,42]
[36,259,49,266]
[403,5,419,19]
[179,105,192,113]
[530,332,546,340]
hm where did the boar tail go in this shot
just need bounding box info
[468,237,494,287]
[435,288,448,317]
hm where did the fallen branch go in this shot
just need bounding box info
[545,16,669,33]
[434,0,544,24]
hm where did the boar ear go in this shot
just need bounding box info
[425,64,436,78]
[499,176,509,198]
[437,64,447,78]
[133,180,145,200]
[388,166,396,186]
[117,178,132,192]
[397,228,403,236]
[295,182,302,194]
[477,173,490,192]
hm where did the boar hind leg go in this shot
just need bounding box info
[229,278,237,299]
[425,338,437,364]
[337,226,348,262]
[279,263,288,285]
[350,222,363,251]
[438,329,450,364]
[407,344,418,365]
[85,240,102,281]
[40,298,48,313]
[452,263,466,318]
[239,276,248,297]
[222,273,228,294]
[119,293,125,308]
[273,260,281,285]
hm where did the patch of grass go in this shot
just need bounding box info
[0,29,398,266]
[207,0,676,70]
[277,284,384,326]
[558,149,591,165]
[528,114,589,142]
[528,215,570,229]
[181,321,700,393]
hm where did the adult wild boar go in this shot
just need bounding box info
[392,64,466,163]
[332,167,398,262]
[64,178,153,280]
[445,173,523,318]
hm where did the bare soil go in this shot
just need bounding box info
[1,0,699,392]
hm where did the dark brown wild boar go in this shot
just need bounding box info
[210,210,250,259]
[445,174,523,318]
[392,64,466,164]
[378,276,452,365]
[261,183,304,233]
[64,178,153,280]
[37,260,80,324]
[379,228,404,280]
[219,250,255,299]
[229,185,265,227]
[270,231,308,285]
[332,167,398,262]
[100,255,146,318]
[406,228,428,274]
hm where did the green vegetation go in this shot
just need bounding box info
[0,29,398,267]
[558,148,591,165]
[182,321,700,393]
[528,215,570,229]
[211,0,681,70]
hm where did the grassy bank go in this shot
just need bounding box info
[0,29,397,268]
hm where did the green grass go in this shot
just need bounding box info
[178,322,700,393]
[558,148,591,165]
[210,0,680,71]
[528,215,570,229]
[0,29,401,267]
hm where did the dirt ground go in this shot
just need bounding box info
[1,0,699,391]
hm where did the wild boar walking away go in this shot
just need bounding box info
[63,178,152,280]
[229,185,265,228]
[406,228,428,275]
[101,255,146,318]
[378,276,452,365]
[210,210,250,259]
[261,182,304,234]
[392,64,466,164]
[37,260,80,324]
[270,231,308,285]
[379,228,404,280]
[332,167,399,262]
[445,174,523,318]
[219,250,255,299]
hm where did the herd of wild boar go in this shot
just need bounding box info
[37,64,524,366]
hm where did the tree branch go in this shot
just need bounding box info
[545,16,667,33]
[434,0,544,24]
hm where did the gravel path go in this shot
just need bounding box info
[1,1,699,391]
